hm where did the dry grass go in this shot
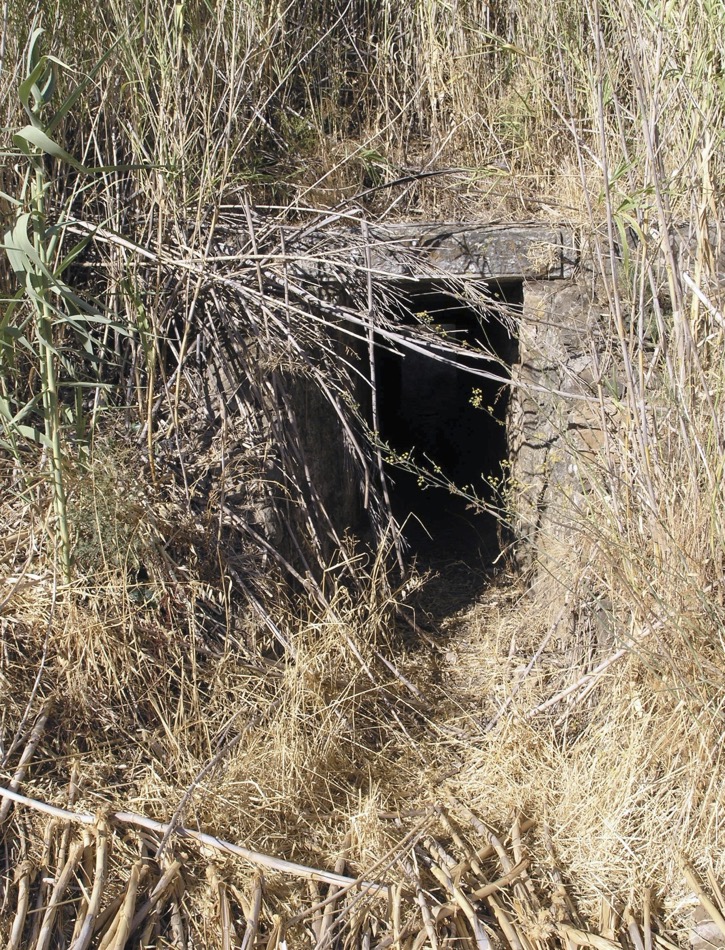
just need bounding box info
[2,449,724,945]
[1,0,725,946]
[435,577,725,927]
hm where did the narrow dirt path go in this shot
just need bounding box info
[393,475,500,625]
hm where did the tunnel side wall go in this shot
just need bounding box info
[507,280,603,571]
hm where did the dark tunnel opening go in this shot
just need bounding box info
[375,281,521,586]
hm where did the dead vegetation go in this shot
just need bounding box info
[2,0,725,946]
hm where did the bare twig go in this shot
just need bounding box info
[34,837,85,950]
[0,785,386,891]
[71,819,110,950]
[0,702,51,823]
[7,860,34,950]
[241,872,263,950]
[681,860,725,942]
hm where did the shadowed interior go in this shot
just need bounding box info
[375,281,521,582]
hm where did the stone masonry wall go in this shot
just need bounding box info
[506,280,602,570]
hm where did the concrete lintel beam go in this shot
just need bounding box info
[364,224,578,281]
[284,223,578,283]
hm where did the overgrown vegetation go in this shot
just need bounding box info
[1,0,724,947]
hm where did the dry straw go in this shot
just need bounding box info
[2,0,724,946]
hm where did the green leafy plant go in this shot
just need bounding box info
[1,29,123,582]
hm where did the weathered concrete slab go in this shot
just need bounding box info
[287,222,578,283]
[364,223,578,281]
